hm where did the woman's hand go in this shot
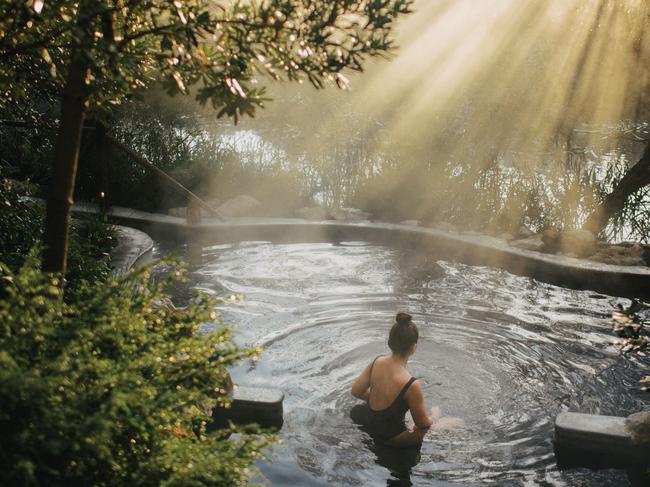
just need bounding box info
[429,405,465,431]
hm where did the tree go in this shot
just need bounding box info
[0,0,412,280]
[582,142,650,236]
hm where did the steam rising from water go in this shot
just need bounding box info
[209,0,647,231]
[138,0,649,234]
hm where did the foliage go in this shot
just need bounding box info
[348,127,650,238]
[0,259,271,486]
[0,124,56,187]
[65,213,117,293]
[0,177,43,270]
[69,98,307,214]
[0,176,116,295]
[0,0,412,121]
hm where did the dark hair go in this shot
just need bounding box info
[388,312,419,356]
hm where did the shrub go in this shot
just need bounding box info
[0,178,42,270]
[0,177,116,295]
[0,260,272,486]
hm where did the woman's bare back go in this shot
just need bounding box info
[368,356,413,410]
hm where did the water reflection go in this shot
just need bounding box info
[160,240,648,485]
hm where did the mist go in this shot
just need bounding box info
[116,0,650,239]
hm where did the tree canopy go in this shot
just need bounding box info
[1,0,412,121]
[0,0,412,278]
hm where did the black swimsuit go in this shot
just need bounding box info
[351,356,417,442]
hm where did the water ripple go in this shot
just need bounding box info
[165,241,648,486]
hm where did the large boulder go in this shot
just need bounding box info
[295,206,330,220]
[557,229,597,258]
[541,228,561,251]
[510,234,545,252]
[216,195,261,217]
[625,411,650,446]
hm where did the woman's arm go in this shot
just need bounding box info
[350,361,373,400]
[406,381,433,429]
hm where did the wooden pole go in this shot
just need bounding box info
[95,123,110,215]
[104,134,221,220]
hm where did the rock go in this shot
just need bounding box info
[330,207,371,221]
[510,234,545,252]
[625,411,650,446]
[200,207,214,218]
[517,226,534,238]
[168,206,187,218]
[205,197,221,208]
[589,243,647,266]
[497,233,514,241]
[216,194,261,217]
[400,220,420,226]
[558,229,597,258]
[295,206,330,220]
[541,228,561,251]
[199,198,221,218]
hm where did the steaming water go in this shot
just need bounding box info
[162,240,648,486]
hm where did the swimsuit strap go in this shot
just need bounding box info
[368,355,382,382]
[397,377,417,399]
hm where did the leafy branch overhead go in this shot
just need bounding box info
[0,0,413,122]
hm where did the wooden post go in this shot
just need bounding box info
[95,123,110,215]
[186,194,201,224]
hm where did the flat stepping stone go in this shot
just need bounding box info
[555,412,648,468]
[212,385,284,430]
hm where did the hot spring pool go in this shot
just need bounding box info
[157,240,648,486]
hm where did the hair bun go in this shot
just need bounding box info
[395,312,412,326]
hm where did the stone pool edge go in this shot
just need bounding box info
[109,224,154,276]
[79,202,650,300]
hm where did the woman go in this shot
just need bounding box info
[351,312,433,447]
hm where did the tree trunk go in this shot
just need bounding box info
[582,143,650,236]
[41,53,88,277]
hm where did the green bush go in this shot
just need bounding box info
[0,260,272,486]
[0,178,43,270]
[0,177,116,295]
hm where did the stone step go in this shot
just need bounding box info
[554,412,648,469]
[212,386,284,430]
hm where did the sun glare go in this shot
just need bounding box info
[326,0,649,166]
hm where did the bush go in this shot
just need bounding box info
[0,177,116,296]
[0,260,272,486]
[0,178,43,270]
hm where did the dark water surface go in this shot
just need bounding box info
[159,241,649,486]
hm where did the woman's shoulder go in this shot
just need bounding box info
[404,377,423,397]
